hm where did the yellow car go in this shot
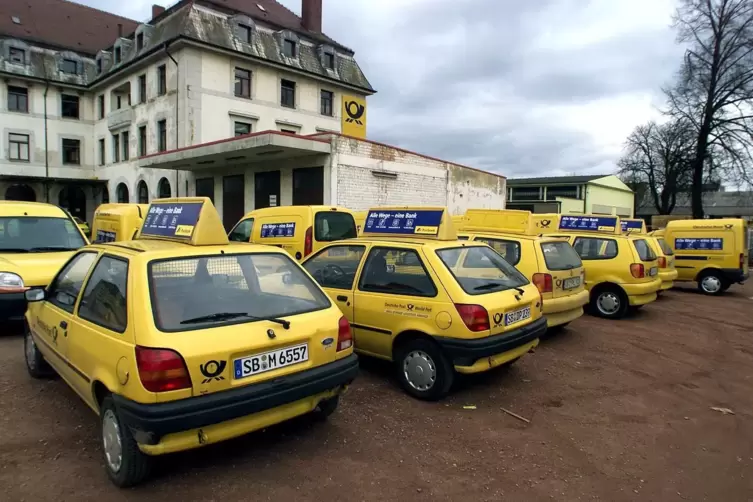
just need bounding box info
[73,216,90,237]
[302,206,546,401]
[23,197,358,487]
[0,201,88,322]
[532,214,662,319]
[458,209,589,329]
[622,218,677,291]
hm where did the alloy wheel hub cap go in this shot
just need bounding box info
[403,350,437,391]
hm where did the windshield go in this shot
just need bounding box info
[149,253,331,332]
[657,237,674,256]
[0,217,86,252]
[633,239,657,261]
[315,212,357,241]
[228,218,254,242]
[436,246,529,295]
[540,241,582,271]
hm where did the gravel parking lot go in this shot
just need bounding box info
[1,282,752,501]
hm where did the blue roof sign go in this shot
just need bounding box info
[559,215,618,232]
[141,202,203,239]
[364,209,443,235]
[675,238,723,251]
[621,220,644,232]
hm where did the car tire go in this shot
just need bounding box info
[394,338,454,401]
[591,286,629,320]
[100,396,151,488]
[312,395,340,421]
[698,271,726,296]
[24,326,54,379]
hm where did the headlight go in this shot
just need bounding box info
[0,272,25,290]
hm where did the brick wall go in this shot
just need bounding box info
[336,163,447,210]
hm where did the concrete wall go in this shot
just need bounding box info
[586,184,634,217]
[447,164,505,215]
[557,196,585,214]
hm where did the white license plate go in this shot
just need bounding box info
[649,267,658,276]
[504,306,531,326]
[233,343,308,380]
[563,277,580,290]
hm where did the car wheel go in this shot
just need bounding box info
[394,338,454,401]
[312,395,339,421]
[591,286,629,320]
[100,396,151,488]
[698,271,726,296]
[24,326,54,379]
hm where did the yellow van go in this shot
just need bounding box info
[302,207,546,401]
[0,201,88,322]
[91,204,150,243]
[23,197,358,487]
[622,218,678,291]
[660,218,749,295]
[533,214,662,319]
[229,206,358,261]
[458,209,589,329]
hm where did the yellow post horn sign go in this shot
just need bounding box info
[342,95,367,138]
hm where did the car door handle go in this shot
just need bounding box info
[59,321,68,329]
[336,295,348,302]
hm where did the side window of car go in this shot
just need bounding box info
[47,252,98,313]
[303,245,366,289]
[78,256,129,333]
[228,218,254,242]
[358,247,437,297]
[573,237,618,260]
[474,238,521,266]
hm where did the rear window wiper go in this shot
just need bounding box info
[180,312,291,329]
[473,282,505,291]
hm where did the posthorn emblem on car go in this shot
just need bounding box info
[493,312,504,327]
[539,219,551,228]
[199,360,226,383]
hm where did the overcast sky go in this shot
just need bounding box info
[80,0,684,178]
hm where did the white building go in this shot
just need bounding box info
[1,0,505,228]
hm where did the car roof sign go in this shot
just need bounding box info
[621,218,647,234]
[461,209,537,235]
[360,206,457,240]
[559,215,622,235]
[138,197,229,245]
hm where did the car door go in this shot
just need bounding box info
[33,251,98,385]
[302,244,367,320]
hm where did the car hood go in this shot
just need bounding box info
[0,252,75,287]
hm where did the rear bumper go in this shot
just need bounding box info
[113,353,359,446]
[434,316,546,367]
[658,268,678,290]
[542,289,589,327]
[721,268,748,284]
[622,278,662,298]
[0,292,27,322]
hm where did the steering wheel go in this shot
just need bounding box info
[322,264,346,280]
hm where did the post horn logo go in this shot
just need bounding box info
[200,360,226,384]
[345,100,365,125]
[493,312,504,326]
[539,219,552,228]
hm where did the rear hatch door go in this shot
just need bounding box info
[535,238,585,300]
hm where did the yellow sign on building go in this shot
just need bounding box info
[342,95,367,138]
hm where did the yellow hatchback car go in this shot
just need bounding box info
[23,197,358,487]
[457,209,588,329]
[302,207,546,401]
[622,218,678,291]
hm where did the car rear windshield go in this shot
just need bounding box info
[540,241,582,271]
[657,237,674,256]
[436,246,529,295]
[633,239,657,261]
[315,212,357,241]
[148,253,331,332]
[0,216,85,252]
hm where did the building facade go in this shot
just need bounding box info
[506,174,634,217]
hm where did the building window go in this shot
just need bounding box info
[234,68,251,98]
[239,24,252,43]
[323,52,335,70]
[61,94,79,119]
[158,177,171,198]
[122,131,129,161]
[139,74,146,103]
[510,186,542,201]
[9,47,25,64]
[138,181,149,204]
[9,133,30,161]
[320,90,333,116]
[114,46,121,64]
[157,65,167,96]
[116,95,122,110]
[62,139,80,165]
[281,79,296,108]
[283,39,296,57]
[112,134,120,163]
[545,185,579,201]
[234,121,252,137]
[116,183,129,203]
[98,94,105,119]
[136,32,144,51]
[157,119,167,152]
[60,58,78,74]
[138,125,147,156]
[8,86,28,113]
[98,138,105,165]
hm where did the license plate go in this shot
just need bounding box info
[563,277,580,290]
[504,306,531,326]
[233,343,308,379]
[649,266,658,276]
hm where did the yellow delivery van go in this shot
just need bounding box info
[91,204,150,243]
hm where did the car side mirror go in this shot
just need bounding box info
[25,288,46,302]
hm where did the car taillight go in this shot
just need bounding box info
[304,226,313,257]
[658,256,667,268]
[337,316,353,351]
[740,253,745,269]
[135,346,192,393]
[630,263,645,279]
[455,304,490,332]
[532,273,553,293]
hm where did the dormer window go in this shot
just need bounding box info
[96,58,102,74]
[324,52,335,69]
[239,24,252,44]
[9,47,25,64]
[60,58,78,74]
[283,39,297,58]
[136,32,144,51]
[114,46,121,64]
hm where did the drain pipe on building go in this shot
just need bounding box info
[43,78,50,203]
[164,42,180,196]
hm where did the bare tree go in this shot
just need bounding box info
[665,0,753,217]
[618,120,695,214]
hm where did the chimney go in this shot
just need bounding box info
[301,0,322,33]
[152,4,166,19]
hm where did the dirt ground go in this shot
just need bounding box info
[1,282,752,502]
